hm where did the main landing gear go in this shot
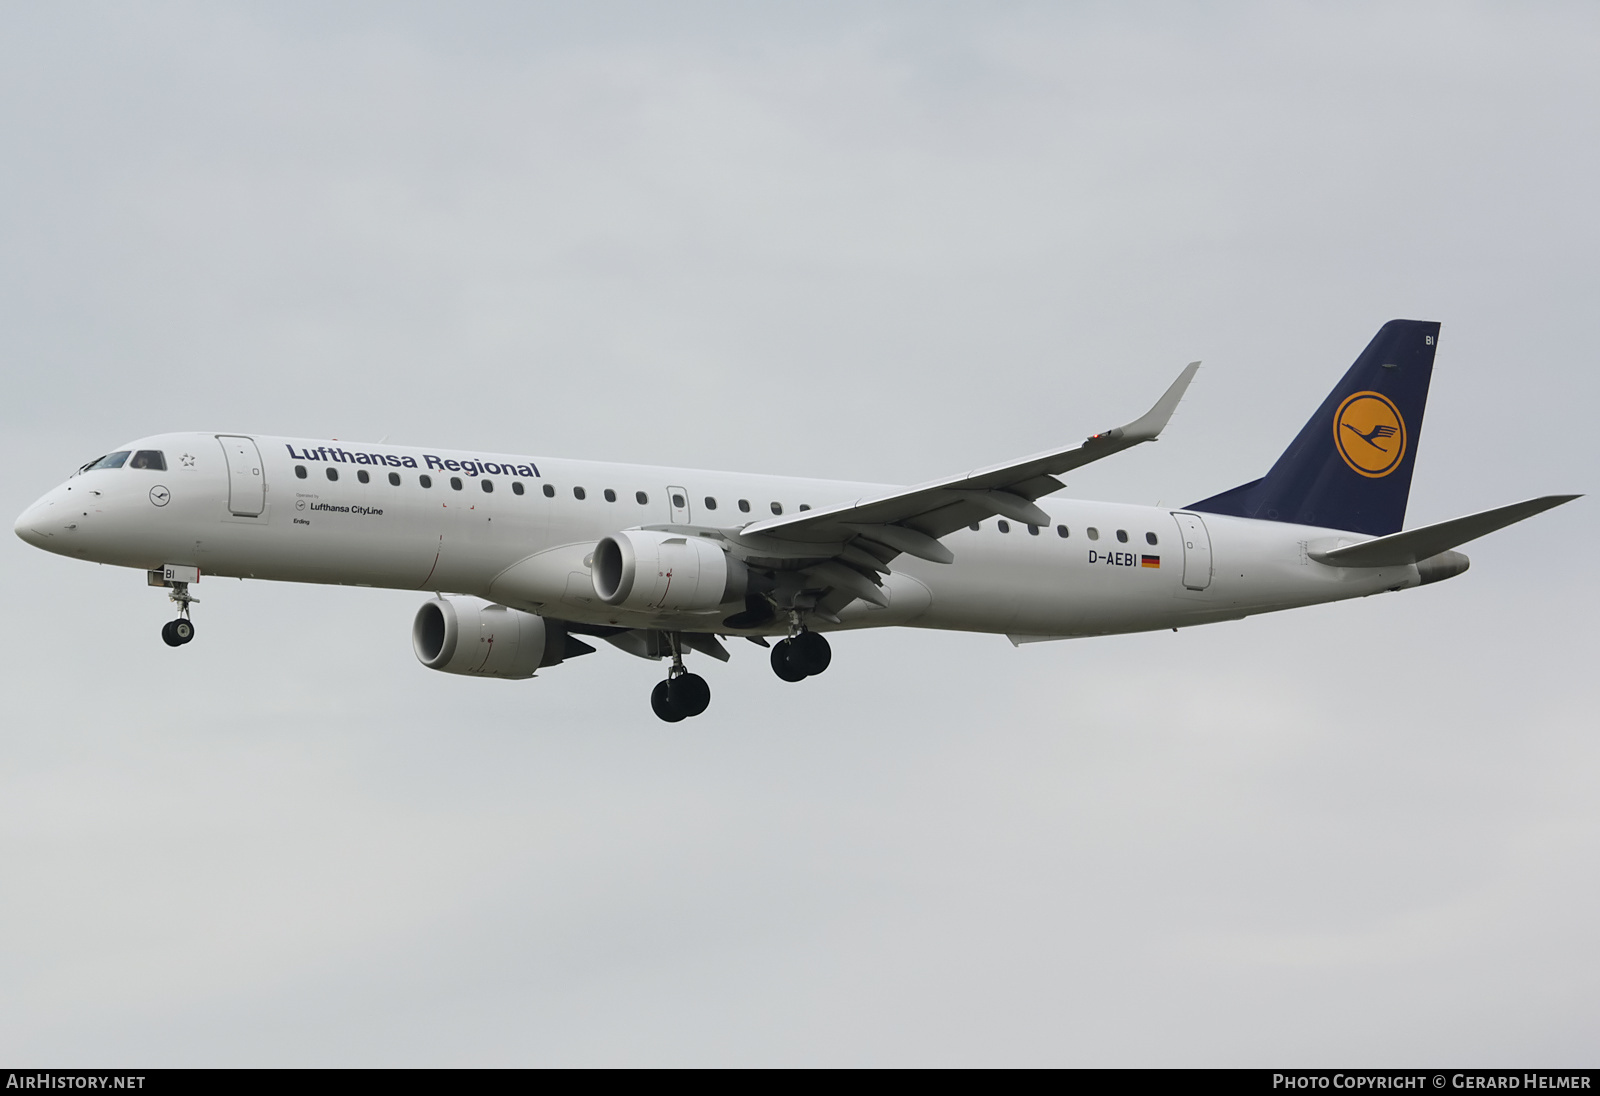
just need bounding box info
[771,629,831,682]
[651,633,712,723]
[645,624,833,721]
[160,580,198,648]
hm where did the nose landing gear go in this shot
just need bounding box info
[651,633,712,722]
[160,580,198,647]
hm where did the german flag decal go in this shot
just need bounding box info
[1141,555,1161,568]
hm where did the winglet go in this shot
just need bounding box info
[1091,361,1200,444]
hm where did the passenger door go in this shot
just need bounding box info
[1171,512,1213,591]
[217,435,266,517]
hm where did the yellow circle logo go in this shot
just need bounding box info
[1333,391,1406,478]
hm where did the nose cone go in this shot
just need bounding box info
[15,496,58,550]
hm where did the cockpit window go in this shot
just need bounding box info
[77,452,130,474]
[129,450,167,471]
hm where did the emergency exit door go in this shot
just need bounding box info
[667,485,691,524]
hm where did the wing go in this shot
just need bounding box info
[706,362,1200,623]
[740,361,1200,550]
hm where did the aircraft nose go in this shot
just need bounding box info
[14,499,54,548]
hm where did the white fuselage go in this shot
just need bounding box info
[14,432,1419,639]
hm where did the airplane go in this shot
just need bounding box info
[12,319,1579,721]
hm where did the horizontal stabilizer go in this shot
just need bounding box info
[1311,494,1580,567]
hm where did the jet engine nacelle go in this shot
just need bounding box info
[592,529,747,613]
[412,596,572,679]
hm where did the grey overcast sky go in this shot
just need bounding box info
[1,1,1596,1066]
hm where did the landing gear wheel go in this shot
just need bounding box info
[791,631,831,675]
[172,618,194,644]
[651,680,687,723]
[771,639,808,682]
[161,620,183,647]
[669,673,711,717]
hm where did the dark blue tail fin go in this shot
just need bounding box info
[1188,319,1439,536]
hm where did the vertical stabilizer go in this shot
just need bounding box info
[1187,319,1439,536]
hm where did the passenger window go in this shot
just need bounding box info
[482,479,493,493]
[635,491,648,505]
[1057,525,1069,538]
[672,493,685,508]
[80,452,130,473]
[998,520,1010,533]
[1027,524,1039,535]
[543,484,555,498]
[799,504,811,511]
[450,477,463,490]
[738,499,750,513]
[420,474,433,488]
[1146,532,1158,545]
[574,486,586,500]
[388,472,401,486]
[357,469,370,484]
[1116,530,1128,543]
[129,450,167,470]
[604,489,616,502]
[1087,527,1099,541]
[770,502,783,515]
[512,482,524,496]
[969,523,981,531]
[704,497,717,510]
[326,468,338,482]
[295,465,307,479]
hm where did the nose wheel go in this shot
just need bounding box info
[651,633,712,722]
[161,618,195,647]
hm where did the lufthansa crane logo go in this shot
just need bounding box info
[1333,391,1407,478]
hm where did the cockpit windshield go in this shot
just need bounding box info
[76,451,130,475]
[128,450,167,470]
